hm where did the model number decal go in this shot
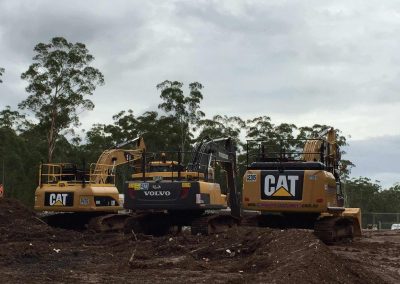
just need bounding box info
[80,197,89,205]
[246,174,257,182]
[128,183,149,190]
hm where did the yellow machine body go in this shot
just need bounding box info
[34,165,121,213]
[242,169,338,213]
[34,138,145,214]
[241,128,362,241]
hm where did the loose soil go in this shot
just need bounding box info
[1,198,399,283]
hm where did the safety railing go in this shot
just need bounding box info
[132,150,218,182]
[39,163,89,185]
[246,138,338,172]
[39,162,116,186]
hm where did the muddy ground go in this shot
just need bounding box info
[1,198,400,284]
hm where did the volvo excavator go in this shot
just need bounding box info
[34,137,145,231]
[241,128,362,244]
[123,137,241,235]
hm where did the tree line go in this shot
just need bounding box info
[0,37,399,214]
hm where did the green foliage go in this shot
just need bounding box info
[157,80,205,153]
[0,127,39,205]
[246,116,298,151]
[197,115,245,146]
[137,112,182,151]
[245,119,353,178]
[83,109,184,154]
[0,106,26,131]
[344,178,400,213]
[19,37,104,162]
[344,177,381,212]
[374,183,400,212]
[0,67,4,83]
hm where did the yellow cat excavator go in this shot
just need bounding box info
[34,137,145,231]
[242,128,362,243]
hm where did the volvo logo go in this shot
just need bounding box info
[144,191,171,196]
[152,184,161,190]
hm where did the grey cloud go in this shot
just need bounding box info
[1,0,400,186]
[345,135,400,187]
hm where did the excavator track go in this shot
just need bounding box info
[87,213,132,232]
[123,213,173,236]
[40,212,101,230]
[40,212,132,232]
[191,213,239,235]
[314,216,354,245]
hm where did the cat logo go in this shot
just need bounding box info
[45,192,74,206]
[261,172,303,200]
[49,193,68,206]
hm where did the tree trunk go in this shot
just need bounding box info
[47,109,57,163]
[180,118,186,161]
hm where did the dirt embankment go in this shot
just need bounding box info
[0,198,397,283]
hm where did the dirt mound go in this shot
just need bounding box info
[127,227,384,283]
[0,198,67,241]
[0,198,48,242]
[0,198,35,221]
[0,199,392,283]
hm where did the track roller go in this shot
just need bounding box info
[191,214,239,235]
[314,216,354,244]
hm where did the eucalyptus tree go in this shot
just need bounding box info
[0,106,26,130]
[19,37,104,162]
[157,81,205,155]
[197,115,245,146]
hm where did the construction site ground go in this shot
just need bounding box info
[1,198,400,284]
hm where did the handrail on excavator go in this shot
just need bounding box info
[39,136,146,186]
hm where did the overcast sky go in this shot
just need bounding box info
[0,0,399,187]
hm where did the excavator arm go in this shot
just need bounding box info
[189,137,241,218]
[91,137,146,184]
[303,128,340,175]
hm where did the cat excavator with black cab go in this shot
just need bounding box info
[241,128,362,244]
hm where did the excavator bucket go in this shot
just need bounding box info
[343,208,362,237]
